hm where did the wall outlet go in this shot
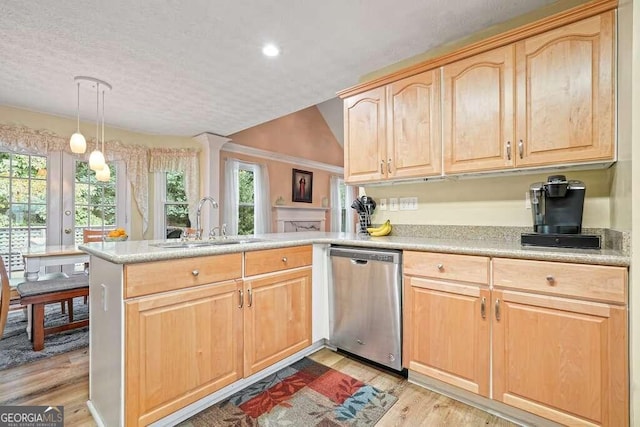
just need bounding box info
[378,198,387,210]
[399,197,418,210]
[389,197,398,211]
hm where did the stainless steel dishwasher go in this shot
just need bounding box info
[329,246,402,371]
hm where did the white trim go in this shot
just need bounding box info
[272,205,329,232]
[222,142,344,175]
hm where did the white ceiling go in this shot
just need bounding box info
[0,0,556,137]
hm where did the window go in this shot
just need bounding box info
[0,152,47,277]
[330,176,356,233]
[238,166,255,235]
[74,160,118,244]
[164,171,189,236]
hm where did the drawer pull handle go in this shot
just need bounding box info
[282,257,288,263]
[518,140,524,159]
[380,160,384,174]
[238,289,243,308]
[480,297,486,319]
[546,275,555,285]
[247,289,253,307]
[506,141,511,160]
[387,159,392,174]
[495,298,501,321]
[437,263,444,271]
[192,269,199,277]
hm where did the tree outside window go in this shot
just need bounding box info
[74,161,117,243]
[0,152,47,276]
[238,167,255,235]
[164,171,189,235]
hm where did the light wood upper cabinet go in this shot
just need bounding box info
[443,46,515,173]
[344,71,441,183]
[344,87,386,183]
[125,280,244,427]
[343,10,616,181]
[515,11,615,166]
[387,71,441,179]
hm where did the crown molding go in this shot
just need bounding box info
[222,142,344,175]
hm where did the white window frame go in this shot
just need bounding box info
[154,171,189,240]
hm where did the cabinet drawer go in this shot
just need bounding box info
[404,251,489,285]
[492,258,627,304]
[245,245,312,276]
[124,253,242,298]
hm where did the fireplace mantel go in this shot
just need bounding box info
[272,205,329,232]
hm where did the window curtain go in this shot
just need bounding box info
[0,124,151,232]
[223,158,240,235]
[149,148,200,226]
[253,163,271,234]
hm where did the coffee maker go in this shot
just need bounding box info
[521,175,600,249]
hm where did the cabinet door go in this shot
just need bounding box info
[515,12,614,167]
[403,276,490,396]
[125,280,244,427]
[244,267,312,376]
[387,70,441,178]
[443,45,515,173]
[343,87,386,183]
[492,290,627,427]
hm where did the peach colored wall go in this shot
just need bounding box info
[219,151,334,232]
[229,106,344,167]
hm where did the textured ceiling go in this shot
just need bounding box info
[0,0,556,137]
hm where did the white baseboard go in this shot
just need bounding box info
[86,400,106,427]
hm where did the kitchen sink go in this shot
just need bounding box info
[150,237,265,249]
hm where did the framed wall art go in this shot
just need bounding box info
[292,169,313,203]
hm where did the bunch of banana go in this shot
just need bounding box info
[367,220,392,237]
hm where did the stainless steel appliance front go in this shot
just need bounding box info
[329,246,402,370]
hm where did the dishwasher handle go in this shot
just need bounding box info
[351,259,368,265]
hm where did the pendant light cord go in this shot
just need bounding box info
[95,82,100,150]
[76,82,81,132]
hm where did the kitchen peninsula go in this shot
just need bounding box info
[80,231,629,426]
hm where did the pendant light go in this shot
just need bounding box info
[72,77,111,173]
[96,88,111,182]
[69,81,86,153]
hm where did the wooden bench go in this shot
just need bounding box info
[17,275,89,351]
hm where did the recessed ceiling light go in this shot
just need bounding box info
[262,44,280,57]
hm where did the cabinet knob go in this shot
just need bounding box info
[437,263,444,271]
[546,275,555,285]
[192,269,199,277]
[282,257,288,263]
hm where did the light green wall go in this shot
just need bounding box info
[366,169,613,228]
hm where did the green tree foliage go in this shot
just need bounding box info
[238,169,254,235]
[74,161,117,227]
[165,172,189,227]
[0,153,47,227]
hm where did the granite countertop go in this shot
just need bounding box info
[79,231,630,267]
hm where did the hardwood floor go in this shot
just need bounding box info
[0,347,515,426]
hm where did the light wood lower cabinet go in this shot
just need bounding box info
[404,251,628,427]
[492,289,627,427]
[244,267,312,376]
[125,280,244,427]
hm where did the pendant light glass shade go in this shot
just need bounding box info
[89,150,106,171]
[70,132,86,153]
[69,81,86,153]
[96,163,111,181]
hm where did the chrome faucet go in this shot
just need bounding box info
[195,196,219,240]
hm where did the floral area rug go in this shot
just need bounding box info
[179,357,398,426]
